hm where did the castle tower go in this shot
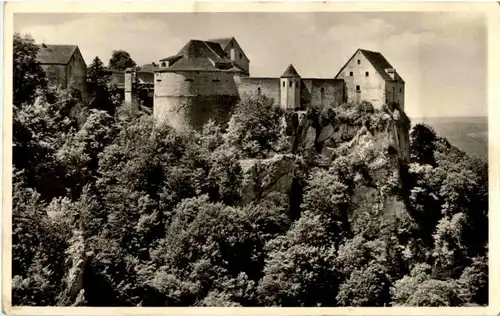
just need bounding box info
[280,64,301,111]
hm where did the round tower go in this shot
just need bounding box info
[280,64,301,111]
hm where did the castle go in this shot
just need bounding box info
[37,37,405,131]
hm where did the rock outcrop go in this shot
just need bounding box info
[239,154,296,204]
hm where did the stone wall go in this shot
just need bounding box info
[66,48,88,99]
[238,77,280,105]
[154,94,239,131]
[386,81,405,110]
[41,64,68,88]
[301,79,345,109]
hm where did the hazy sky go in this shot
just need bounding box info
[14,12,487,118]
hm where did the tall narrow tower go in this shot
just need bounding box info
[280,64,301,111]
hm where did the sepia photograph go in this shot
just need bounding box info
[2,1,497,313]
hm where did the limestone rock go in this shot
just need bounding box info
[239,154,296,204]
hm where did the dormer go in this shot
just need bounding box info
[159,55,183,68]
[385,68,396,80]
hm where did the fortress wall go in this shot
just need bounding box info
[238,77,280,105]
[302,79,345,109]
[154,95,239,131]
[154,71,239,130]
[155,71,239,97]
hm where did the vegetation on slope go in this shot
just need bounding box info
[11,33,488,307]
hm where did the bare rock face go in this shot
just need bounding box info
[57,237,93,307]
[239,154,296,204]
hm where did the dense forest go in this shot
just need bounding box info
[12,33,488,307]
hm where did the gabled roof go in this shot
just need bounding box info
[335,49,404,83]
[281,64,300,78]
[206,37,234,50]
[207,37,250,61]
[37,44,78,65]
[157,39,237,72]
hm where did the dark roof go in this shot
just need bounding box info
[206,37,234,50]
[281,64,300,78]
[157,40,236,72]
[335,49,404,83]
[205,41,228,59]
[37,44,78,65]
[138,63,157,73]
[359,49,394,81]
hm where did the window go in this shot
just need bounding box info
[289,81,292,87]
[357,59,360,64]
[239,53,242,59]
[393,86,395,91]
[161,62,166,67]
[283,81,285,87]
[349,72,353,76]
[185,78,194,82]
[257,87,261,94]
[356,85,360,91]
[400,88,402,93]
[212,79,220,82]
[365,71,369,77]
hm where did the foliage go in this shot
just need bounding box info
[225,94,289,158]
[13,33,48,108]
[108,50,137,71]
[87,56,118,115]
[11,46,488,307]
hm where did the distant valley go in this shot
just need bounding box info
[411,116,488,160]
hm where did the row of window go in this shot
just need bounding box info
[283,81,299,88]
[350,71,369,77]
[354,85,403,93]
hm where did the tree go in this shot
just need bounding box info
[336,262,391,306]
[410,123,437,166]
[87,56,116,115]
[13,33,48,108]
[224,94,289,158]
[108,50,136,71]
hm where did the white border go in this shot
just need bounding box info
[3,2,499,315]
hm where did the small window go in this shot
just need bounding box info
[257,87,261,94]
[400,88,402,93]
[185,78,194,82]
[283,81,285,87]
[393,86,395,91]
[349,72,353,76]
[289,81,292,87]
[365,71,369,77]
[161,62,166,67]
[212,79,220,82]
[357,59,360,64]
[356,85,360,91]
[239,53,242,59]
[320,87,324,92]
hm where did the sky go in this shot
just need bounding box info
[14,12,487,118]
